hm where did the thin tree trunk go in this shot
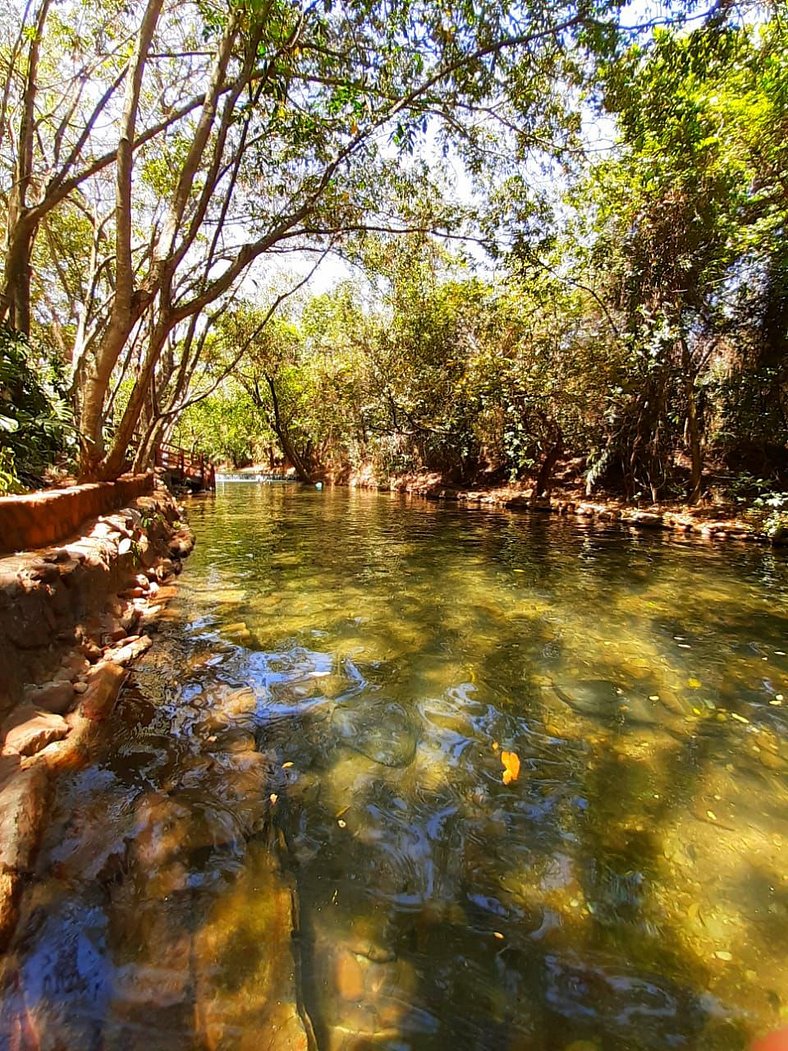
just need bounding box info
[534,427,563,499]
[78,0,163,476]
[680,334,703,503]
[2,220,37,334]
[265,373,312,482]
[100,313,171,479]
[2,0,51,333]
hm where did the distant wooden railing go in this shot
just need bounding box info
[154,443,215,490]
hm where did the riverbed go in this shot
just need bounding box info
[2,483,787,1049]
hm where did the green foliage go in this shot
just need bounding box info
[175,382,264,468]
[4,0,783,499]
[165,11,788,505]
[555,14,788,499]
[0,325,75,490]
[745,490,788,542]
[0,447,24,495]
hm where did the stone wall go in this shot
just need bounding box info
[0,473,153,555]
[0,483,194,950]
[0,487,191,722]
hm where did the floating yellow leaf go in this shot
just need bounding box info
[491,741,500,752]
[688,677,702,689]
[501,750,520,785]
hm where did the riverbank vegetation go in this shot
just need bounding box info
[1,0,786,516]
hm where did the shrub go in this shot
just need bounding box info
[0,325,75,492]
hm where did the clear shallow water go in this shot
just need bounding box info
[3,484,788,1049]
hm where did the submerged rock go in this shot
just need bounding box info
[552,680,662,728]
[0,896,111,1047]
[192,842,308,1050]
[331,699,419,767]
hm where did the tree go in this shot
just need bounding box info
[551,15,787,500]
[174,379,263,468]
[0,0,220,335]
[4,0,661,481]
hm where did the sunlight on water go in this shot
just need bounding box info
[2,484,787,1050]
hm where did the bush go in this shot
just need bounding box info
[743,488,788,542]
[0,325,75,492]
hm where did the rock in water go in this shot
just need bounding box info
[552,680,660,727]
[553,679,622,717]
[331,699,419,767]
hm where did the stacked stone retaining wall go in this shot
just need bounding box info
[0,481,194,949]
[0,473,153,555]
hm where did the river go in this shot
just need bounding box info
[2,483,787,1050]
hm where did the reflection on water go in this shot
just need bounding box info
[2,484,788,1050]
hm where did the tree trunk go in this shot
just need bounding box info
[534,430,563,498]
[265,373,312,482]
[680,334,703,503]
[98,315,170,479]
[77,0,163,479]
[2,220,36,334]
[79,307,147,475]
[1,0,52,334]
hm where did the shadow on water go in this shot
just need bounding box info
[2,485,787,1050]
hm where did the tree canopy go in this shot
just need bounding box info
[0,0,785,503]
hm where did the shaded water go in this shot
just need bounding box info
[3,485,788,1050]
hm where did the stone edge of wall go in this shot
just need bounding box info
[0,473,154,555]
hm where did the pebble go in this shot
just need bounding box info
[81,641,103,662]
[759,751,784,771]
